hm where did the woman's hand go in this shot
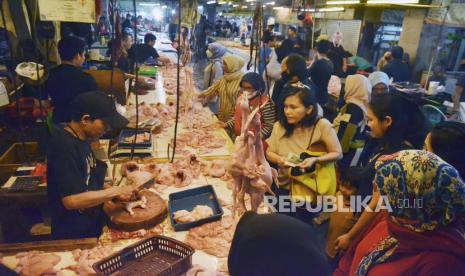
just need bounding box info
[298,157,318,169]
[216,121,226,128]
[277,156,288,167]
[335,233,353,252]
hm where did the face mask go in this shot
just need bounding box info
[206,50,213,58]
[243,90,258,99]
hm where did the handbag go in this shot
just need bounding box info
[289,118,337,204]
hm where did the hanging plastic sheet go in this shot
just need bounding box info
[426,0,465,27]
[181,0,199,29]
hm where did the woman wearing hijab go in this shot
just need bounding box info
[368,71,390,95]
[199,55,245,122]
[223,72,276,139]
[228,211,331,276]
[335,150,465,276]
[203,43,228,89]
[333,74,371,173]
[203,43,228,113]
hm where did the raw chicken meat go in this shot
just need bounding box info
[185,216,236,258]
[123,132,150,143]
[229,98,275,217]
[186,265,225,276]
[174,169,192,188]
[173,205,214,224]
[201,161,227,179]
[67,246,113,275]
[125,195,147,216]
[103,225,164,243]
[121,161,158,186]
[175,129,226,155]
[127,102,174,129]
[15,251,61,276]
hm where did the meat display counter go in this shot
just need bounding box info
[0,64,246,275]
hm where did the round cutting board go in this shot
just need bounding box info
[104,189,167,232]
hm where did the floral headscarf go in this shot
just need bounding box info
[355,150,465,276]
[374,150,465,232]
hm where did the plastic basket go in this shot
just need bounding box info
[93,235,194,276]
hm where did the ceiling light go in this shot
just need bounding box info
[139,3,157,6]
[218,1,226,4]
[273,6,285,10]
[367,0,419,3]
[206,0,216,4]
[233,4,239,7]
[305,7,345,12]
[266,1,275,5]
[326,0,360,4]
[246,0,256,2]
[162,5,167,9]
[242,5,248,8]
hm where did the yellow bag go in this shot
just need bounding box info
[288,118,337,204]
[289,150,337,204]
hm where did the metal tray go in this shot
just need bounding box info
[168,185,224,232]
[117,129,152,148]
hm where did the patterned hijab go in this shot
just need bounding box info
[374,150,465,232]
[355,150,465,275]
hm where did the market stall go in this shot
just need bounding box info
[0,63,254,275]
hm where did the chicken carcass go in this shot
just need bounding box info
[125,195,147,216]
[173,205,214,224]
[68,246,113,275]
[15,251,61,276]
[185,216,236,258]
[229,99,275,217]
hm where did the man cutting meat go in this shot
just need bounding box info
[47,92,134,240]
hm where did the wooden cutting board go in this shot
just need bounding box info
[104,190,167,232]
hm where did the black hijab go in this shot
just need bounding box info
[228,212,331,276]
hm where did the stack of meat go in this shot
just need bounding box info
[173,205,214,224]
[162,66,187,95]
[66,246,113,275]
[229,96,275,217]
[13,251,61,275]
[121,157,229,191]
[130,101,175,129]
[101,225,164,244]
[185,216,236,258]
[174,129,226,155]
[181,104,217,131]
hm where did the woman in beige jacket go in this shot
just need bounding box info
[200,55,245,122]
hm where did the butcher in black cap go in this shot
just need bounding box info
[47,92,133,240]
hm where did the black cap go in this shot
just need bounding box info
[70,91,129,130]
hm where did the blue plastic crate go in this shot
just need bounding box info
[168,185,224,231]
